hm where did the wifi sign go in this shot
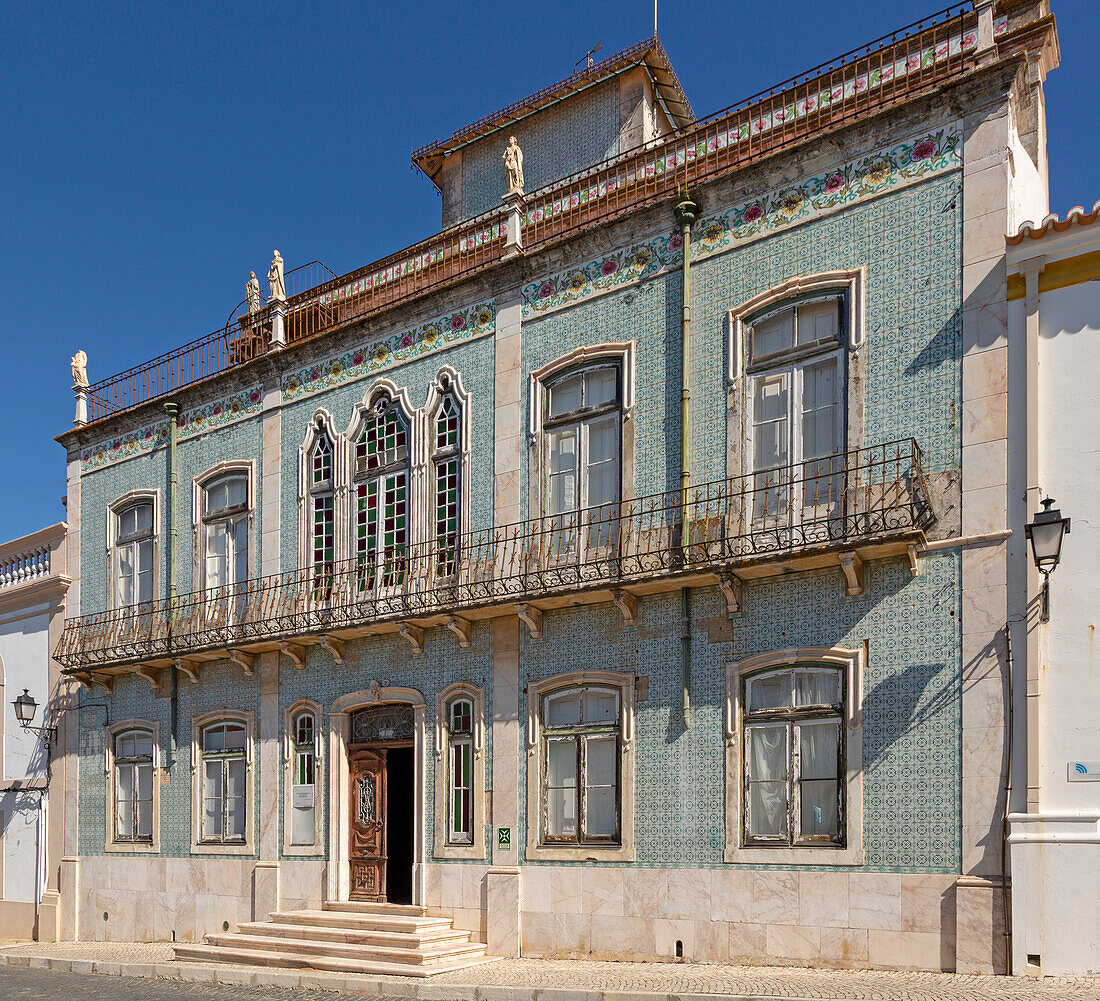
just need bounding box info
[1068,761,1100,781]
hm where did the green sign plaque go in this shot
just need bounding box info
[497,827,511,849]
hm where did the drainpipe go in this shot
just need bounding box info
[673,192,699,732]
[165,402,180,767]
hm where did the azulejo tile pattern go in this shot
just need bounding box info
[519,552,961,871]
[522,124,961,318]
[79,386,263,473]
[280,301,495,404]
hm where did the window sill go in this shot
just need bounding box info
[105,842,159,854]
[433,843,487,861]
[526,842,634,863]
[191,842,255,856]
[724,842,864,866]
[282,844,326,858]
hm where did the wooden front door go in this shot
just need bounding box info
[349,748,387,901]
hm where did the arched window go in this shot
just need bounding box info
[289,708,318,847]
[113,728,154,844]
[115,501,155,607]
[740,663,844,846]
[542,364,621,552]
[202,474,248,590]
[199,718,248,845]
[541,684,620,845]
[310,428,335,581]
[433,384,462,576]
[446,697,474,845]
[353,394,409,588]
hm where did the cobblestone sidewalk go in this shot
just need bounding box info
[2,940,1099,1000]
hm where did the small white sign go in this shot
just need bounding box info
[1068,762,1100,782]
[292,785,315,808]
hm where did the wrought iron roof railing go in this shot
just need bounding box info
[57,441,932,671]
[78,3,980,427]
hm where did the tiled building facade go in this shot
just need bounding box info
[51,3,1059,975]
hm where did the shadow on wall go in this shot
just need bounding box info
[862,661,948,771]
[904,307,962,378]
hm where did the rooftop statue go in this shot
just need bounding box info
[268,251,286,303]
[503,136,524,195]
[246,271,262,313]
[71,349,88,388]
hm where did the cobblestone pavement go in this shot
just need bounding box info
[3,941,1100,1000]
[0,966,405,1000]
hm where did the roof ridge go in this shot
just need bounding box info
[1008,199,1100,244]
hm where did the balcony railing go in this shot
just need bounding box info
[78,3,980,427]
[57,441,932,671]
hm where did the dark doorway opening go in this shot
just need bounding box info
[385,745,414,904]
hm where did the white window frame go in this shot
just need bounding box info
[104,720,160,853]
[424,367,472,579]
[106,490,160,611]
[347,388,414,591]
[433,682,486,860]
[192,461,255,592]
[727,270,866,486]
[725,647,864,865]
[190,710,255,856]
[297,410,344,577]
[526,670,635,862]
[283,699,324,856]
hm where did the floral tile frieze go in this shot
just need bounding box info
[280,300,495,404]
[81,386,264,473]
[522,123,961,317]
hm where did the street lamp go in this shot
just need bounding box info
[13,688,37,725]
[1025,497,1071,622]
[11,689,109,781]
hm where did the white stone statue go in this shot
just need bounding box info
[503,136,524,195]
[246,271,261,313]
[70,350,88,388]
[268,251,286,302]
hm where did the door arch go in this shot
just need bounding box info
[328,685,426,905]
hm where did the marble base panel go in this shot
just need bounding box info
[75,857,326,942]
[515,866,960,972]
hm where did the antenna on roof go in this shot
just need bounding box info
[576,39,603,70]
[654,0,658,36]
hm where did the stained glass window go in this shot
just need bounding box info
[433,393,461,576]
[354,399,409,588]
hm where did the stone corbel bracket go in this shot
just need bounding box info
[399,624,425,655]
[516,604,543,639]
[73,671,114,694]
[840,553,864,596]
[446,615,472,649]
[717,573,742,616]
[907,543,922,578]
[136,666,161,690]
[229,650,255,677]
[612,589,638,626]
[174,659,199,684]
[280,643,306,670]
[320,636,346,665]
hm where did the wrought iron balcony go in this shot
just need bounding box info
[57,441,933,678]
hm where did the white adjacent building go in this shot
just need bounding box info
[1007,202,1100,976]
[0,524,70,939]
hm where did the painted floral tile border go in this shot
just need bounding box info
[81,387,264,473]
[280,300,495,404]
[522,123,961,317]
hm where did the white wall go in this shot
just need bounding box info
[1037,280,1100,808]
[1010,276,1100,976]
[0,603,51,782]
[0,601,50,904]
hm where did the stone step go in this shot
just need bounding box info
[269,908,454,934]
[202,931,488,965]
[236,920,470,949]
[322,900,426,917]
[172,942,496,978]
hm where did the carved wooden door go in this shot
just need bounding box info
[349,748,387,901]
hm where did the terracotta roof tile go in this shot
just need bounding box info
[1007,200,1100,245]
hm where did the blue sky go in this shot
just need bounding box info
[0,0,1093,540]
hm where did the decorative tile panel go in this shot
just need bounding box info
[80,386,263,473]
[280,301,495,405]
[522,124,961,317]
